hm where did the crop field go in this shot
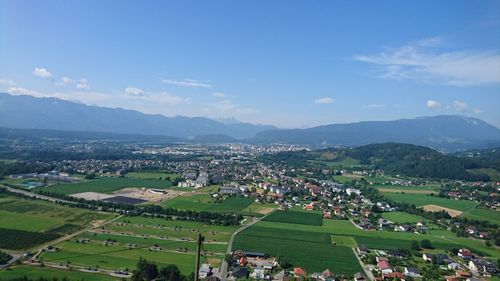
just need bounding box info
[40,177,173,195]
[0,265,119,281]
[262,210,323,226]
[252,219,499,259]
[161,194,253,213]
[126,171,182,181]
[381,212,429,224]
[233,225,362,275]
[241,202,277,216]
[38,216,236,275]
[375,184,439,194]
[462,208,500,225]
[382,192,477,211]
[0,195,114,250]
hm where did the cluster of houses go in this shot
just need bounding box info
[356,244,498,281]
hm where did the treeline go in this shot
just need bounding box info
[262,143,498,181]
[131,257,194,281]
[345,143,490,181]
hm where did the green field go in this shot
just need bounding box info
[161,194,253,213]
[373,184,439,192]
[263,210,323,226]
[0,195,114,250]
[233,225,362,275]
[40,177,173,195]
[381,212,429,224]
[382,192,477,211]
[251,219,499,259]
[38,216,236,275]
[462,208,500,225]
[0,265,119,281]
[126,171,182,181]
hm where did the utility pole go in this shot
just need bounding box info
[194,233,204,281]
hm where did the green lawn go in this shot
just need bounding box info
[233,225,362,275]
[462,208,500,225]
[161,194,253,213]
[40,177,173,195]
[382,192,477,211]
[373,184,439,192]
[0,265,119,281]
[263,210,323,226]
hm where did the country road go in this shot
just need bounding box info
[1,185,76,205]
[218,210,275,281]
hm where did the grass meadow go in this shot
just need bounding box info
[40,177,173,195]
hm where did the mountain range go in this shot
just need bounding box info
[1,93,499,152]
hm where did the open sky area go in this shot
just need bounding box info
[0,0,499,128]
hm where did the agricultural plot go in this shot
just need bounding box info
[0,265,118,281]
[0,195,114,250]
[254,219,499,259]
[263,210,323,226]
[126,171,182,181]
[233,225,362,275]
[161,194,253,213]
[382,192,477,211]
[38,216,237,275]
[241,202,277,217]
[462,208,500,225]
[381,212,429,224]
[40,177,173,195]
[374,184,439,194]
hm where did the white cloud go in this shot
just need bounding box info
[161,78,212,88]
[76,78,89,90]
[212,92,226,98]
[364,103,385,108]
[452,100,468,112]
[354,37,500,86]
[125,87,145,97]
[54,76,75,86]
[426,100,442,110]
[33,67,52,79]
[8,87,47,98]
[314,97,334,104]
[0,78,16,86]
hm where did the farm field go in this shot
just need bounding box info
[382,192,477,211]
[0,195,115,250]
[373,184,439,194]
[39,177,173,195]
[126,171,182,181]
[381,212,430,224]
[241,202,277,217]
[263,210,323,226]
[161,194,253,213]
[38,216,237,275]
[251,219,499,259]
[0,265,119,281]
[462,208,500,225]
[233,225,362,275]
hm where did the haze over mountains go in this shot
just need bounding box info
[1,93,500,152]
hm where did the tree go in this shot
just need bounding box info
[131,258,159,281]
[421,239,433,249]
[159,264,182,281]
[411,240,421,251]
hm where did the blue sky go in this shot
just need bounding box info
[1,0,499,128]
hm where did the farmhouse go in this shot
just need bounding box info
[377,260,393,274]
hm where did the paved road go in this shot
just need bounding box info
[219,211,275,281]
[352,248,375,281]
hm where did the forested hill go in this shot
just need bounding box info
[261,143,499,181]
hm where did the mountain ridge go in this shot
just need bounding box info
[1,93,500,152]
